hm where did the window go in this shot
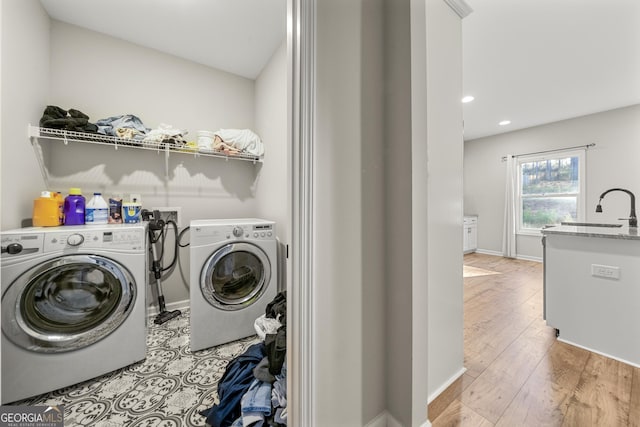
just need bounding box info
[516,150,585,234]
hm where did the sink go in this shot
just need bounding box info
[560,222,623,228]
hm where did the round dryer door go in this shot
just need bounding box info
[201,242,271,311]
[1,255,136,353]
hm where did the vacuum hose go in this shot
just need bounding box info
[144,209,182,325]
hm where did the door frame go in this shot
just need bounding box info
[287,0,315,424]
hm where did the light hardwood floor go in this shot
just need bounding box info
[429,252,640,427]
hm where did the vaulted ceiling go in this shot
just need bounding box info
[39,0,640,141]
[39,0,287,80]
[463,0,640,140]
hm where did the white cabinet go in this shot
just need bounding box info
[543,230,640,366]
[463,216,477,253]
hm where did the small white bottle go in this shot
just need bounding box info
[85,192,109,225]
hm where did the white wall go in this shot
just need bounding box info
[361,0,387,422]
[384,0,414,423]
[464,104,640,260]
[48,20,259,212]
[254,39,289,291]
[313,0,463,425]
[1,12,289,305]
[410,0,431,423]
[1,0,50,230]
[426,0,465,401]
[314,0,365,424]
[313,0,428,423]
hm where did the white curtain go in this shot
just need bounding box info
[502,155,517,258]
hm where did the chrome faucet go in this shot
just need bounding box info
[595,188,637,227]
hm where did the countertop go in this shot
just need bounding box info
[541,223,640,240]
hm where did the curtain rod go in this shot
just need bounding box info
[501,143,596,162]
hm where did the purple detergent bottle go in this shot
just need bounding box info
[63,188,86,225]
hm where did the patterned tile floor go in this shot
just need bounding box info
[11,310,259,427]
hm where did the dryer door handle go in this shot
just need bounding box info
[2,243,24,254]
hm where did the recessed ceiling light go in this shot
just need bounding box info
[461,95,475,103]
[499,120,511,126]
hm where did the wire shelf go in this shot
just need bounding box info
[28,125,262,163]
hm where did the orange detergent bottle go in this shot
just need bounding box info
[54,191,64,225]
[33,191,61,227]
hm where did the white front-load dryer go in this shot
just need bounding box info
[0,224,148,403]
[190,219,277,352]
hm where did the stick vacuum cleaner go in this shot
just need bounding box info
[143,209,182,325]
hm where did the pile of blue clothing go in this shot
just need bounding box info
[200,342,287,427]
[96,114,148,141]
[201,292,288,427]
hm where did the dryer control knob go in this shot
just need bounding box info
[233,226,244,238]
[67,233,84,246]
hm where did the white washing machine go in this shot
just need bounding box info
[0,224,147,403]
[190,219,277,352]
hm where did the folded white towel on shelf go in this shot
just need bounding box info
[214,128,264,156]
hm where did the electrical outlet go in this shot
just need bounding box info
[591,264,620,280]
[152,207,181,227]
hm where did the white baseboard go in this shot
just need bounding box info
[474,249,542,263]
[475,248,502,257]
[428,367,467,403]
[365,412,389,427]
[515,254,543,263]
[558,338,640,369]
[146,299,190,318]
[387,412,403,427]
[365,411,432,427]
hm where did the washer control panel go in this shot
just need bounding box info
[0,233,43,259]
[233,226,244,238]
[190,220,276,244]
[251,226,274,239]
[44,227,146,252]
[226,223,274,240]
[67,233,85,246]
